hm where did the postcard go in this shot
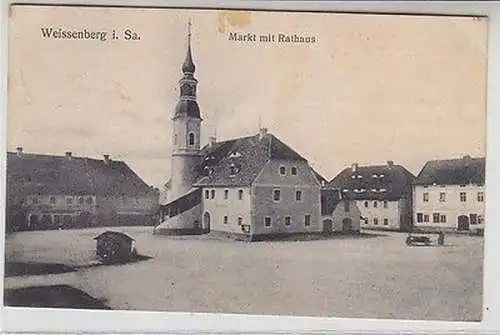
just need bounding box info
[4,4,488,324]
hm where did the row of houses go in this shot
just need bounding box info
[5,26,485,238]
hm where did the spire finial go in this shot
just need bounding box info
[182,18,195,74]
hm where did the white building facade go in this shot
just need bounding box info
[413,156,485,231]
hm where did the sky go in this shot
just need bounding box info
[7,6,488,190]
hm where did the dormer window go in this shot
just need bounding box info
[351,175,356,179]
[379,174,385,178]
[279,166,286,175]
[229,151,242,158]
[380,188,387,192]
[342,189,349,193]
[356,175,363,179]
[229,163,240,176]
[372,174,378,178]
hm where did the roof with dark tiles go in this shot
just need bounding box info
[7,151,157,197]
[193,132,308,187]
[414,156,485,186]
[328,162,415,201]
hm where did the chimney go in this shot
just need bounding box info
[387,160,394,167]
[351,162,358,172]
[16,147,23,156]
[65,151,72,160]
[259,127,268,140]
[208,136,217,147]
[103,154,110,164]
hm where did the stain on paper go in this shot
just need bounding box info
[217,10,252,33]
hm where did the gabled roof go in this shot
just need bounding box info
[7,152,157,197]
[194,132,307,187]
[320,188,343,216]
[414,156,485,186]
[328,163,415,201]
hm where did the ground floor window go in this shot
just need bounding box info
[416,213,423,223]
[264,217,271,227]
[433,213,440,223]
[470,214,478,225]
[383,218,388,225]
[424,215,429,223]
[373,218,378,225]
[478,215,484,225]
[440,215,447,223]
[285,216,291,226]
[304,215,311,226]
[223,216,228,224]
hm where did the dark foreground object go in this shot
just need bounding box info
[94,231,137,264]
[4,285,111,309]
[5,262,77,277]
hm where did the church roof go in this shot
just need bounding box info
[182,43,195,74]
[193,132,307,187]
[6,151,157,197]
[414,156,485,186]
[174,99,200,119]
[328,162,415,201]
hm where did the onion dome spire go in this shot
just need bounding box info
[182,19,195,74]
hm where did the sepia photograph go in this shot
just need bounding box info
[4,4,487,323]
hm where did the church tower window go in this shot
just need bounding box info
[188,132,195,146]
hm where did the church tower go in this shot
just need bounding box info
[169,20,202,200]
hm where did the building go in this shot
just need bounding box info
[320,188,361,234]
[6,148,159,232]
[328,161,415,232]
[413,155,485,231]
[154,25,323,240]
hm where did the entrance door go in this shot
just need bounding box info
[323,219,333,233]
[203,212,211,232]
[458,215,470,231]
[342,218,353,233]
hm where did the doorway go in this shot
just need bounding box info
[457,215,470,231]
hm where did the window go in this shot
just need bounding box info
[439,192,446,202]
[66,197,73,205]
[478,215,484,225]
[364,218,369,224]
[205,190,210,199]
[417,213,423,223]
[229,164,239,176]
[238,217,243,225]
[423,193,429,202]
[291,167,297,175]
[383,201,388,208]
[383,218,388,226]
[224,216,228,225]
[344,201,350,212]
[264,217,271,227]
[295,190,302,202]
[470,214,478,225]
[373,201,378,208]
[238,189,243,200]
[273,189,281,202]
[364,201,369,208]
[460,192,467,202]
[188,132,195,146]
[440,215,447,223]
[305,215,311,226]
[210,190,215,199]
[224,189,229,200]
[78,196,84,205]
[279,166,286,175]
[285,216,291,226]
[174,134,178,145]
[424,215,430,223]
[86,197,93,205]
[433,213,440,223]
[373,218,379,225]
[478,192,484,202]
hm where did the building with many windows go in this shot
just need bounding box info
[413,155,485,231]
[154,25,323,240]
[6,148,160,232]
[327,161,415,232]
